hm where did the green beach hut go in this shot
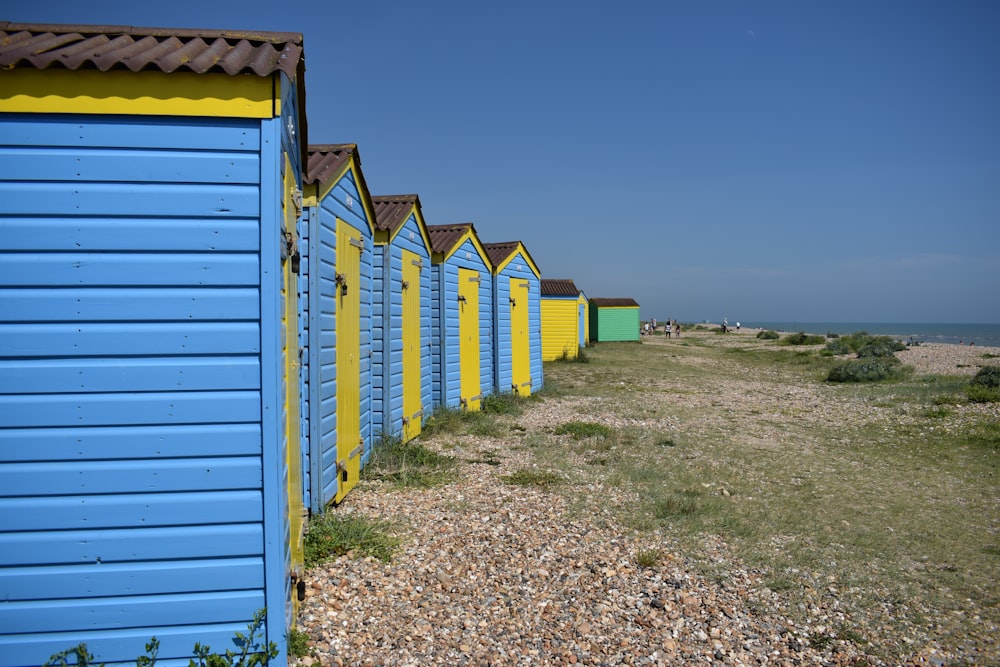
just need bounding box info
[589,298,641,342]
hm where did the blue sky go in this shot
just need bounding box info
[8,1,1000,323]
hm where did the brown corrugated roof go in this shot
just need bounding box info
[304,144,356,186]
[0,22,304,79]
[541,279,580,297]
[426,223,476,255]
[371,194,420,234]
[481,241,520,268]
[590,297,640,307]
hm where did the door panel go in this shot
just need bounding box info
[401,251,422,441]
[458,267,481,411]
[334,222,362,503]
[510,278,531,395]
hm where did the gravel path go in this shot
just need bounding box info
[294,337,998,667]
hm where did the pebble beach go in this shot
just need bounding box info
[295,332,999,667]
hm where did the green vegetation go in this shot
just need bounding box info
[634,548,663,568]
[553,420,613,440]
[45,611,277,667]
[779,331,826,346]
[756,329,780,340]
[304,512,399,566]
[286,629,311,659]
[826,357,905,383]
[501,468,565,488]
[364,435,457,488]
[966,365,1000,402]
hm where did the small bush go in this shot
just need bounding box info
[553,421,613,440]
[827,358,902,383]
[823,339,852,356]
[780,332,826,346]
[287,629,311,659]
[756,330,780,340]
[855,336,906,358]
[970,365,1000,388]
[966,366,1000,402]
[304,512,399,566]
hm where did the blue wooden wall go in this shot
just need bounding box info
[0,111,295,665]
[431,238,494,409]
[373,217,432,441]
[301,169,373,512]
[492,251,543,395]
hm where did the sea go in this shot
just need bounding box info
[737,322,1000,348]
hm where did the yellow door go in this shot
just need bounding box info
[458,267,481,411]
[334,221,362,503]
[401,251,422,442]
[281,154,304,596]
[510,278,531,395]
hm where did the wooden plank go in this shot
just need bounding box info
[0,357,261,394]
[0,322,260,357]
[0,457,262,497]
[0,557,263,600]
[0,253,260,286]
[0,116,260,151]
[0,182,260,217]
[0,147,260,184]
[0,287,260,322]
[0,423,262,462]
[0,589,265,634]
[0,390,262,428]
[0,524,264,566]
[0,218,260,251]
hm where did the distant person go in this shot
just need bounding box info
[674,320,680,338]
[665,321,671,338]
[736,321,741,332]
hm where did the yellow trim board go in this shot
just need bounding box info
[0,69,276,118]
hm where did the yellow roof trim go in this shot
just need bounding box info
[492,243,541,278]
[0,69,277,118]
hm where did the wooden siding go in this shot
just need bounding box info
[590,306,641,342]
[491,251,542,395]
[303,169,373,511]
[0,112,291,665]
[372,217,432,444]
[431,238,493,410]
[541,297,579,360]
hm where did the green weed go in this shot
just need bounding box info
[304,512,399,566]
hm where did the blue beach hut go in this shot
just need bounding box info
[426,223,495,411]
[0,23,307,666]
[482,241,543,396]
[372,195,434,444]
[299,144,375,510]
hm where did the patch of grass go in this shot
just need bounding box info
[481,392,525,416]
[364,436,457,488]
[501,468,565,488]
[756,329,780,340]
[304,512,400,566]
[635,548,663,568]
[553,421,613,440]
[966,365,1000,404]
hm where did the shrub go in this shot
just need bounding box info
[966,366,1000,403]
[855,336,906,358]
[970,365,1000,388]
[756,329,780,340]
[823,339,852,356]
[780,332,826,346]
[481,392,523,416]
[827,358,902,383]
